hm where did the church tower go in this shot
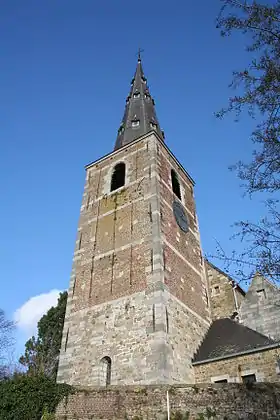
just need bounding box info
[57,57,210,386]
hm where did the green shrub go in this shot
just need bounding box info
[0,373,73,420]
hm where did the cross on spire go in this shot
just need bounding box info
[137,48,144,61]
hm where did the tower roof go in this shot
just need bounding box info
[114,56,164,150]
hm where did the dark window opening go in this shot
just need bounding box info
[132,119,140,128]
[214,379,228,383]
[101,356,112,387]
[257,288,266,301]
[133,92,140,98]
[214,285,220,295]
[110,162,125,192]
[242,374,256,384]
[118,124,124,134]
[171,169,181,200]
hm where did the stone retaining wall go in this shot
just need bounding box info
[56,383,280,419]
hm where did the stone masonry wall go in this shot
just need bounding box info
[165,293,209,383]
[158,142,209,321]
[57,291,170,386]
[240,274,280,341]
[56,384,280,419]
[58,133,168,386]
[57,133,210,386]
[156,141,210,382]
[194,347,280,383]
[71,137,154,311]
[205,261,245,320]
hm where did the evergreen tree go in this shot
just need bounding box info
[19,291,67,379]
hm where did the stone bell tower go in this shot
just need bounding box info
[57,56,210,387]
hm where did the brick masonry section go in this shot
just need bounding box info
[194,347,280,383]
[57,133,210,386]
[158,141,209,321]
[55,383,280,419]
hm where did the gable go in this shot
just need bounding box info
[245,273,280,302]
[205,260,245,320]
[240,273,280,340]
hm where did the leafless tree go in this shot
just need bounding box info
[0,309,15,378]
[213,0,280,284]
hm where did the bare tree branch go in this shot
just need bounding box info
[0,309,15,377]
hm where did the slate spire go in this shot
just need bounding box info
[114,56,164,150]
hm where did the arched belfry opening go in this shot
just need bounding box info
[171,169,181,200]
[110,162,126,192]
[100,356,112,387]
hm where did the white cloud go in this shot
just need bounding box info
[14,289,62,336]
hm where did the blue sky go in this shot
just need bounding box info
[0,0,263,355]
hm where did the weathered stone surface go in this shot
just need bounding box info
[157,140,210,322]
[205,261,245,320]
[240,273,280,340]
[57,133,210,386]
[55,383,280,419]
[194,347,280,383]
[57,288,209,386]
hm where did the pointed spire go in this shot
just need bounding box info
[114,56,164,150]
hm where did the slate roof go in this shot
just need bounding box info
[192,318,276,364]
[114,57,164,150]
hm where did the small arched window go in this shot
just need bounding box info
[101,356,112,387]
[111,162,125,192]
[171,169,181,200]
